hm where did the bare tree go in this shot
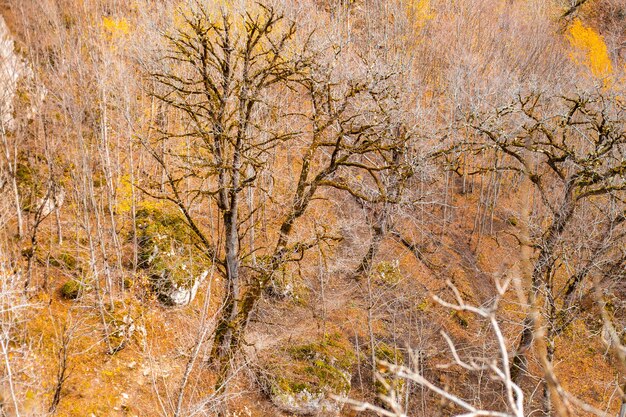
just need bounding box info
[48,315,76,415]
[446,88,626,414]
[143,1,409,397]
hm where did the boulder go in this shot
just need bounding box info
[136,206,207,306]
[260,332,355,416]
[157,269,207,306]
[271,387,345,416]
[34,185,65,217]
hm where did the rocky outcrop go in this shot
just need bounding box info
[34,184,65,217]
[269,373,350,417]
[0,15,29,130]
[136,206,207,306]
[271,387,347,416]
[259,333,355,416]
[0,14,45,131]
[154,269,207,306]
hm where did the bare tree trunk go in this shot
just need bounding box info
[541,327,555,416]
[10,171,22,239]
[76,131,114,354]
[510,186,576,384]
[366,272,377,378]
[0,328,20,417]
[49,322,71,415]
[211,203,241,395]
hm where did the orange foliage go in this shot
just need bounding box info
[567,18,613,79]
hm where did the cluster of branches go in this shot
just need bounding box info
[145,3,626,415]
[432,89,626,415]
[142,1,414,394]
[4,1,626,416]
[343,278,525,417]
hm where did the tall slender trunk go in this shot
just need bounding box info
[10,172,22,239]
[510,184,576,384]
[211,142,241,393]
[0,334,20,417]
[541,329,555,416]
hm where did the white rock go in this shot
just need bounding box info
[269,369,351,417]
[0,16,42,130]
[31,185,65,218]
[161,270,208,306]
[271,388,346,417]
[0,16,22,130]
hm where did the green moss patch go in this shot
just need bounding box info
[375,260,402,286]
[264,332,356,397]
[372,342,405,398]
[135,205,206,299]
[60,279,83,300]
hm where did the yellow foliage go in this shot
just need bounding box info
[567,18,612,79]
[406,0,435,32]
[102,16,130,41]
[115,174,134,214]
[171,0,291,66]
[115,174,166,216]
[173,0,235,32]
